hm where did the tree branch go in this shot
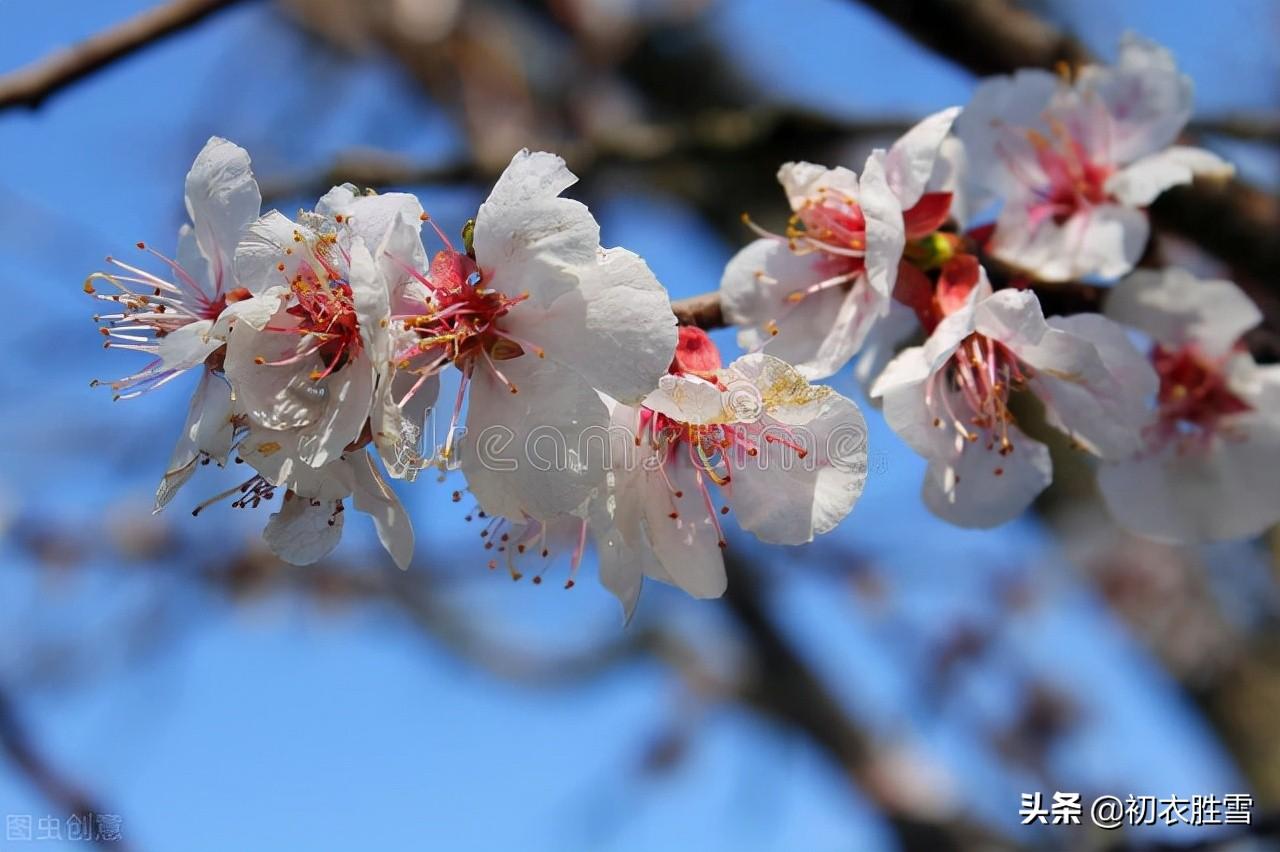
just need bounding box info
[0,0,256,111]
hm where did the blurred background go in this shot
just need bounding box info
[1,1,1279,849]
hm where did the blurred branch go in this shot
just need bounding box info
[0,685,130,850]
[720,558,1013,852]
[0,0,256,111]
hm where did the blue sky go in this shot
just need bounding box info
[0,1,1273,849]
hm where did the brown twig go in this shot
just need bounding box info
[0,0,256,110]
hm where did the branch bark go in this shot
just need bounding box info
[0,0,256,110]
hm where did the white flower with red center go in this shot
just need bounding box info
[871,266,1154,528]
[598,327,868,609]
[953,35,1233,282]
[85,137,265,508]
[391,150,678,521]
[1097,269,1280,542]
[719,108,960,381]
[225,188,415,471]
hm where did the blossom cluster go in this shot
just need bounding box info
[88,35,1278,614]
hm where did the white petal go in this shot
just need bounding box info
[1099,415,1280,543]
[473,150,599,308]
[318,185,425,260]
[185,137,261,289]
[991,201,1148,281]
[885,107,961,209]
[460,355,609,521]
[1106,146,1234,206]
[155,370,234,510]
[1036,313,1156,457]
[238,427,356,502]
[921,430,1053,528]
[719,239,876,380]
[644,373,729,425]
[640,455,727,599]
[503,246,677,404]
[777,161,861,209]
[593,522,652,623]
[263,493,344,565]
[952,69,1061,204]
[157,319,220,372]
[1106,267,1261,357]
[1077,34,1193,164]
[858,150,905,303]
[350,450,415,569]
[726,354,868,543]
[234,211,309,295]
[296,355,377,468]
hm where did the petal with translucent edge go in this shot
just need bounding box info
[209,286,286,337]
[644,373,729,425]
[885,107,961,209]
[921,428,1053,528]
[1105,268,1261,357]
[593,520,657,623]
[238,427,356,502]
[719,239,873,380]
[502,246,677,404]
[234,211,312,294]
[296,355,377,468]
[726,354,868,544]
[350,450,414,570]
[175,224,215,302]
[460,355,609,521]
[157,319,220,372]
[263,493,344,566]
[1038,313,1157,457]
[776,161,861,209]
[317,184,425,263]
[155,370,235,510]
[858,151,905,305]
[853,299,919,395]
[371,340,440,480]
[953,69,1060,205]
[347,238,390,364]
[1106,146,1233,207]
[1099,411,1280,543]
[473,150,600,308]
[871,347,955,459]
[1077,34,1193,165]
[992,201,1147,282]
[185,137,261,289]
[639,455,727,599]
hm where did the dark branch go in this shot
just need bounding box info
[0,0,256,111]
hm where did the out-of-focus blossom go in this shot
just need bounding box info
[1099,269,1280,542]
[953,35,1232,281]
[720,109,960,381]
[872,267,1154,527]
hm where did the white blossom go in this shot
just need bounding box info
[1098,268,1280,542]
[86,137,264,509]
[953,35,1232,281]
[719,109,959,380]
[871,268,1154,527]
